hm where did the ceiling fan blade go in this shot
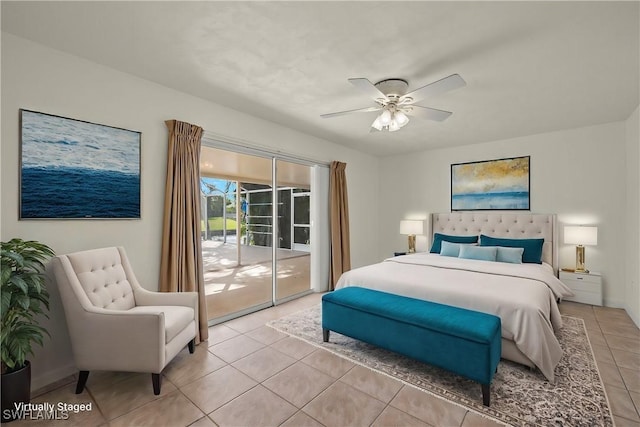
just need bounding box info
[348,78,389,101]
[408,105,453,122]
[320,106,382,119]
[401,74,466,103]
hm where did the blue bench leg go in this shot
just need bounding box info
[323,328,330,342]
[482,384,490,407]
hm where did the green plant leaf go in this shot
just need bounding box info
[8,275,29,295]
[1,250,23,268]
[0,267,11,287]
[15,294,30,310]
[0,288,10,310]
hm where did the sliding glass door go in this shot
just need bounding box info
[200,147,314,323]
[275,159,311,302]
[200,147,273,321]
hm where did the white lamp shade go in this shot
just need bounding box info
[379,109,392,126]
[395,111,409,126]
[371,116,383,131]
[400,220,424,235]
[564,226,598,246]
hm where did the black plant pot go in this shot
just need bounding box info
[1,361,31,423]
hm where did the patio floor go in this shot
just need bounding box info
[202,239,308,271]
[202,240,310,321]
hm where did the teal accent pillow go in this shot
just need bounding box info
[479,235,544,264]
[440,241,463,257]
[430,233,478,253]
[495,246,524,264]
[458,245,498,262]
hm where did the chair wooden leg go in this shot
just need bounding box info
[152,373,161,395]
[76,371,90,394]
[188,339,195,354]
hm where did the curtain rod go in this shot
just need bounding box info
[202,130,331,168]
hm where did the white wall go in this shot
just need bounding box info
[625,106,640,327]
[379,122,629,310]
[1,34,380,389]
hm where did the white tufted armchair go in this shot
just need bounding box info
[52,246,197,395]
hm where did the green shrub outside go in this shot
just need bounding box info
[201,218,246,234]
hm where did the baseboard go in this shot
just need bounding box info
[31,362,76,391]
[603,298,624,309]
[625,305,640,329]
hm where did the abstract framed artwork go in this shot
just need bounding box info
[19,109,141,219]
[451,156,530,211]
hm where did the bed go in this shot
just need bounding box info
[335,212,574,382]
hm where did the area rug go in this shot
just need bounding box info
[267,305,614,427]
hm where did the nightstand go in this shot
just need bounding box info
[559,271,602,306]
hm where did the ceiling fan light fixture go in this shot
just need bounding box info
[371,115,384,131]
[371,108,410,132]
[323,74,465,132]
[379,109,392,126]
[395,111,409,127]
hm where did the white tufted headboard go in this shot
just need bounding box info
[431,212,558,274]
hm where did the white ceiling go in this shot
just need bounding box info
[2,1,638,157]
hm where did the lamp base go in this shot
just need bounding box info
[575,245,588,273]
[407,235,416,253]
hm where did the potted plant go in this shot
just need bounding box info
[1,238,54,422]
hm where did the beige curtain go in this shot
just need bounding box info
[329,161,351,289]
[160,120,208,343]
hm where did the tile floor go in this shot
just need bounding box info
[17,295,640,427]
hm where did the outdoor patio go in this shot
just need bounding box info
[202,239,311,321]
[202,238,308,270]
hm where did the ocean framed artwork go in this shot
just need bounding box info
[19,109,141,219]
[451,156,530,211]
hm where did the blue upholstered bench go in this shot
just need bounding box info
[322,287,501,406]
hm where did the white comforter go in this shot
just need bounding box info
[335,253,574,382]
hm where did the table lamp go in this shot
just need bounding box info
[564,225,598,273]
[400,220,424,253]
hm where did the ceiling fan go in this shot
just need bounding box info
[321,74,466,132]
